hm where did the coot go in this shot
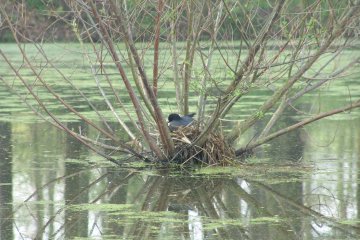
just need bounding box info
[167,113,195,131]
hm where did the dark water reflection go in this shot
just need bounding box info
[0,121,13,240]
[0,117,359,239]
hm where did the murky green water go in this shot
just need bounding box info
[1,43,360,239]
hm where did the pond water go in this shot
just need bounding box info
[0,43,360,239]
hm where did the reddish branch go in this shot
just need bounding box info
[106,0,175,155]
[2,0,359,162]
[183,1,205,115]
[0,8,133,150]
[183,2,194,115]
[193,0,286,147]
[235,99,360,156]
[88,1,166,158]
[237,1,360,135]
[170,1,183,113]
[0,51,138,163]
[153,0,164,97]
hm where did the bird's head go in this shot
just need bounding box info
[168,113,181,122]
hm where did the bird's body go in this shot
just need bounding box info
[168,113,195,131]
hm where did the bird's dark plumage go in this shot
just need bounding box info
[168,113,195,131]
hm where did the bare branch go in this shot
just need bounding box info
[235,99,360,156]
[153,0,164,97]
[106,0,175,155]
[87,0,166,158]
[194,0,287,147]
[228,1,360,142]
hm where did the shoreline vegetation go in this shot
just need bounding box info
[1,1,359,43]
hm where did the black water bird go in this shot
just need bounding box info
[168,113,195,131]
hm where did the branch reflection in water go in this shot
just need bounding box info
[9,166,360,239]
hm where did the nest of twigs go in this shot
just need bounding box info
[169,124,235,166]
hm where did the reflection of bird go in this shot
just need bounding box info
[168,113,195,131]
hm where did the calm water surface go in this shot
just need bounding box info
[1,44,360,239]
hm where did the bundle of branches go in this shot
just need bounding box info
[1,0,360,166]
[168,125,235,166]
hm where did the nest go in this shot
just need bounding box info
[169,124,235,166]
